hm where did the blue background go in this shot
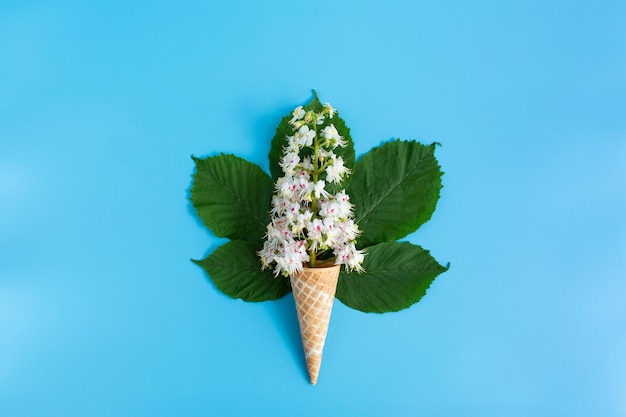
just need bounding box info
[1,1,625,416]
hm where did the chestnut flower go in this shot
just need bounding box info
[259,103,366,277]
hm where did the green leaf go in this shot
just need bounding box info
[268,92,355,193]
[336,241,448,313]
[190,154,272,241]
[193,240,291,302]
[268,112,292,180]
[347,140,443,248]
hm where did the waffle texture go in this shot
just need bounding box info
[291,264,341,385]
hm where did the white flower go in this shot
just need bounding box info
[258,240,273,269]
[319,199,337,219]
[300,155,314,172]
[292,177,311,200]
[325,167,341,184]
[294,167,311,181]
[280,152,300,176]
[323,102,336,118]
[325,156,350,184]
[294,210,313,234]
[295,125,315,147]
[335,243,365,273]
[334,190,354,217]
[285,202,301,223]
[321,124,339,140]
[290,106,306,124]
[313,180,330,199]
[320,124,346,148]
[276,240,309,276]
[316,148,332,165]
[271,217,292,241]
[270,195,288,216]
[285,136,301,153]
[322,218,339,247]
[337,219,360,241]
[279,177,299,199]
[307,218,325,251]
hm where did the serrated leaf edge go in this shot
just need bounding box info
[192,154,270,238]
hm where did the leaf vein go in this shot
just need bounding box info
[355,152,429,225]
[203,161,268,232]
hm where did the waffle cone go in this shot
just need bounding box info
[290,263,340,385]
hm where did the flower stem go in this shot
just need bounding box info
[309,120,320,268]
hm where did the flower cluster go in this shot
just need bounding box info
[258,103,366,277]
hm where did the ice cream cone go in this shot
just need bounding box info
[290,263,340,385]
